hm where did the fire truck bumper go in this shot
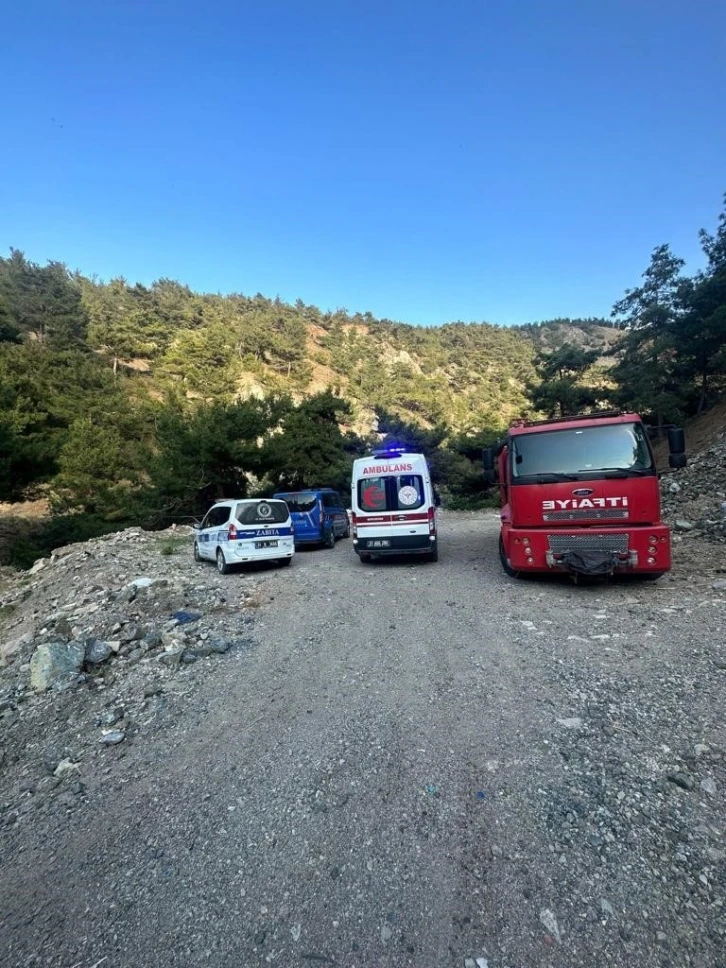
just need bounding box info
[506,526,672,575]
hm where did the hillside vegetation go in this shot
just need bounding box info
[0,195,724,563]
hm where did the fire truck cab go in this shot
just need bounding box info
[483,411,686,580]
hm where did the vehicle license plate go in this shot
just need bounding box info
[255,540,278,549]
[370,539,390,548]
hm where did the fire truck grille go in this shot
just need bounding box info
[543,509,629,522]
[547,533,629,555]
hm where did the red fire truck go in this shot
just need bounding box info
[482,410,686,580]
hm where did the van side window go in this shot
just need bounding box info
[206,506,230,528]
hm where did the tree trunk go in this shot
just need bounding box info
[697,370,708,415]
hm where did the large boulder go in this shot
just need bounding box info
[30,640,85,692]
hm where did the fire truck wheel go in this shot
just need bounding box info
[636,572,666,582]
[499,536,520,579]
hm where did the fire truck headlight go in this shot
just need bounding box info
[649,536,657,543]
[522,537,530,546]
[647,557,656,564]
[648,546,657,554]
[527,556,534,564]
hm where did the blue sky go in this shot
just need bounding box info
[1,0,724,326]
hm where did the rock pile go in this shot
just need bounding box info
[0,525,260,724]
[660,427,726,544]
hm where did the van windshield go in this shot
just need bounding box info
[358,475,425,512]
[511,423,654,480]
[279,493,318,514]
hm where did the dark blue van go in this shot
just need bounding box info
[273,488,350,548]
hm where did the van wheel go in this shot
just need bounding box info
[428,545,439,562]
[359,553,372,563]
[193,542,202,562]
[343,522,351,538]
[499,536,520,578]
[278,557,292,567]
[324,528,335,549]
[216,548,230,575]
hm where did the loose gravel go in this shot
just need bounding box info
[0,512,724,968]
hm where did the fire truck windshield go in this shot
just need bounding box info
[511,422,653,481]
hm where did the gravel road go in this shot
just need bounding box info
[1,511,725,968]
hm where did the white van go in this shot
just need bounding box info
[351,449,439,562]
[194,498,295,573]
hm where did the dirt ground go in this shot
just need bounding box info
[1,512,724,968]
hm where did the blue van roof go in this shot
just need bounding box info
[274,488,338,495]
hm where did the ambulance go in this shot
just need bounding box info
[350,448,439,562]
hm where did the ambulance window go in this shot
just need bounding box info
[396,475,424,510]
[359,477,388,511]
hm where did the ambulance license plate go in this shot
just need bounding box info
[369,539,390,548]
[255,540,278,549]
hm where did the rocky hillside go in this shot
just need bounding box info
[659,402,726,545]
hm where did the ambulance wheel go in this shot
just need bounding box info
[324,528,335,549]
[359,553,372,563]
[499,536,520,578]
[278,557,292,567]
[216,548,230,575]
[193,542,202,562]
[428,544,439,562]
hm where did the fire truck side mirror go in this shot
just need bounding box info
[667,427,687,469]
[482,447,496,484]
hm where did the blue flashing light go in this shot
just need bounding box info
[372,442,408,458]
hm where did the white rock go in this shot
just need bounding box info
[557,717,583,729]
[53,758,80,776]
[539,908,561,942]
